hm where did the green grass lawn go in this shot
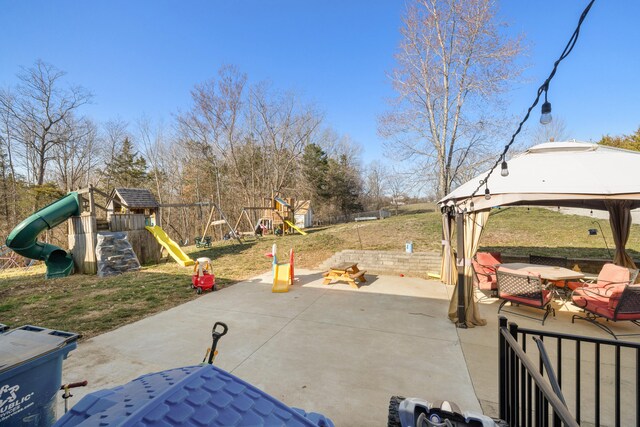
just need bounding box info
[1,204,638,339]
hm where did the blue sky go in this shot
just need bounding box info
[1,1,638,164]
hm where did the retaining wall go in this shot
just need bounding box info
[317,250,441,277]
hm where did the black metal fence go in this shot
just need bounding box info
[499,317,578,426]
[499,316,640,426]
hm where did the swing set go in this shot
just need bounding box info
[198,203,242,245]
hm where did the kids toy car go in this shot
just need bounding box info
[192,257,215,294]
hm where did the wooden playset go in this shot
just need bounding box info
[234,191,308,238]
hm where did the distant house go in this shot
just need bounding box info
[294,200,313,229]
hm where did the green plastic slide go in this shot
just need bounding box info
[5,192,81,279]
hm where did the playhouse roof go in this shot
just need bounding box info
[294,200,312,215]
[111,188,159,208]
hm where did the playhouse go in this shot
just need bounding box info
[68,186,163,274]
[294,199,313,229]
[106,188,160,223]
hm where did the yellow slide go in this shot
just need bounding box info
[145,225,195,267]
[272,262,291,293]
[284,220,307,236]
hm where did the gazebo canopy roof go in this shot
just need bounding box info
[439,141,640,211]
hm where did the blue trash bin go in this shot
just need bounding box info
[0,325,79,427]
[55,364,334,427]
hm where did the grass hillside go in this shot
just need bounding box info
[1,204,638,338]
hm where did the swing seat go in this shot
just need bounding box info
[195,236,212,248]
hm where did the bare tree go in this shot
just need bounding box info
[0,92,20,219]
[98,119,130,188]
[0,61,92,194]
[249,83,322,194]
[532,116,570,144]
[387,171,409,215]
[177,65,251,203]
[364,161,387,210]
[178,66,324,211]
[379,0,523,198]
[51,117,99,190]
[138,117,168,204]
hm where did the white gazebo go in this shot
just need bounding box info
[438,141,640,327]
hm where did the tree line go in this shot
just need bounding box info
[0,61,404,244]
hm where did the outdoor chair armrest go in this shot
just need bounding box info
[608,287,626,310]
[602,280,632,289]
[571,286,609,309]
[474,262,499,277]
[570,289,588,309]
[567,280,590,291]
[475,270,495,280]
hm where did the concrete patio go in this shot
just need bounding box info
[58,269,481,425]
[57,268,640,425]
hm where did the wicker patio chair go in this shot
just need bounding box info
[529,254,570,291]
[496,266,555,325]
[528,254,568,268]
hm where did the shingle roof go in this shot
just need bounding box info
[112,188,159,208]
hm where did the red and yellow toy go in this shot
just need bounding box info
[192,257,215,294]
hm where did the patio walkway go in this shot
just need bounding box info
[59,269,481,425]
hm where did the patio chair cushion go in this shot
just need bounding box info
[576,297,640,321]
[472,252,502,291]
[501,289,552,308]
[567,263,630,291]
[476,252,502,266]
[593,263,630,288]
[572,285,626,308]
[476,278,497,291]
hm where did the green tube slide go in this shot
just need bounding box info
[5,192,81,279]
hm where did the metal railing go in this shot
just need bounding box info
[499,317,578,426]
[499,316,640,426]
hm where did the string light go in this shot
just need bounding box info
[501,159,509,177]
[466,0,595,203]
[540,87,552,125]
[484,186,491,200]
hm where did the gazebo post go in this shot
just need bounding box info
[456,211,467,328]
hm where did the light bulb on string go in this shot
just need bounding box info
[484,186,491,200]
[540,87,552,125]
[501,159,509,177]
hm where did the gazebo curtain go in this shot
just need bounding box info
[440,211,457,286]
[447,210,489,327]
[605,200,637,269]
